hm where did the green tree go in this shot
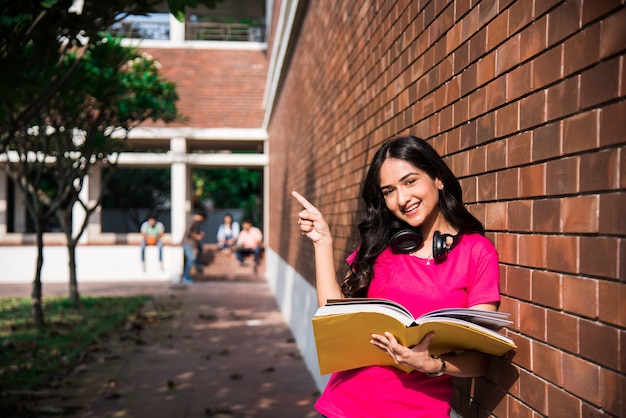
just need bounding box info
[194,168,262,223]
[0,0,221,328]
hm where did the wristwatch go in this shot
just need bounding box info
[426,354,446,377]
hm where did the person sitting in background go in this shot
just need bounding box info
[216,213,240,254]
[182,211,206,283]
[234,219,263,272]
[140,214,165,269]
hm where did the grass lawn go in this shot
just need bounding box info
[0,294,149,414]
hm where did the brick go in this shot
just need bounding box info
[600,368,626,417]
[599,280,626,328]
[547,384,582,418]
[519,367,548,414]
[449,151,470,177]
[507,265,531,301]
[508,0,534,35]
[546,235,578,274]
[546,75,579,122]
[515,14,544,61]
[561,195,599,233]
[485,139,507,171]
[509,395,534,418]
[508,200,532,231]
[581,57,621,109]
[562,111,599,155]
[496,232,518,265]
[532,122,561,162]
[562,352,601,404]
[453,96,469,125]
[460,119,477,150]
[533,198,560,232]
[461,176,478,204]
[562,275,598,319]
[601,102,626,148]
[489,356,521,395]
[486,75,507,109]
[532,43,563,89]
[546,309,578,353]
[476,52,496,87]
[507,62,532,101]
[519,163,546,198]
[519,233,546,268]
[547,0,581,47]
[599,193,626,235]
[545,156,579,196]
[621,329,626,373]
[532,270,561,309]
[507,132,532,167]
[535,0,563,17]
[520,302,546,342]
[496,167,519,200]
[485,3,507,50]
[580,318,619,369]
[496,101,519,137]
[580,148,619,192]
[563,23,601,77]
[468,146,486,175]
[477,112,495,144]
[580,236,619,279]
[599,6,626,59]
[511,333,532,370]
[582,0,623,25]
[516,90,547,133]
[486,201,507,230]
[496,33,520,75]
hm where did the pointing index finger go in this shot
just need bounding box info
[291,191,320,214]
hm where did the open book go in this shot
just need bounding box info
[312,298,517,375]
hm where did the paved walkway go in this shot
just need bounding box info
[0,247,322,418]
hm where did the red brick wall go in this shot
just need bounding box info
[268,1,626,416]
[140,47,267,129]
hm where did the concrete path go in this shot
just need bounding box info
[0,248,322,418]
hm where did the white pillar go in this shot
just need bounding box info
[169,137,188,281]
[0,171,6,235]
[169,14,185,43]
[263,140,269,246]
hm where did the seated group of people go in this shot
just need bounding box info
[217,213,264,272]
[140,212,263,280]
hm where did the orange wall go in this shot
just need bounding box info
[268,1,626,416]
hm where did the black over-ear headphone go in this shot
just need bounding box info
[389,228,459,262]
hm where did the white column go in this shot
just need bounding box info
[263,140,269,246]
[0,171,6,235]
[169,137,188,281]
[169,14,185,43]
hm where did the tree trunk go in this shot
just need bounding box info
[67,240,80,305]
[31,222,46,329]
[58,207,81,305]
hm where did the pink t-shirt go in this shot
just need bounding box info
[236,226,263,249]
[315,232,501,418]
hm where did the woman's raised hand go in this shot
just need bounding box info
[291,191,331,245]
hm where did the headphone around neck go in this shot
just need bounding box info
[389,228,460,262]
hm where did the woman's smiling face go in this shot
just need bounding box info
[379,158,443,230]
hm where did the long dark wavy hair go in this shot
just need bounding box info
[340,136,485,298]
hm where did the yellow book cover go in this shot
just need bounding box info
[312,298,517,375]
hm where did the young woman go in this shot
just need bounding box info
[292,136,501,417]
